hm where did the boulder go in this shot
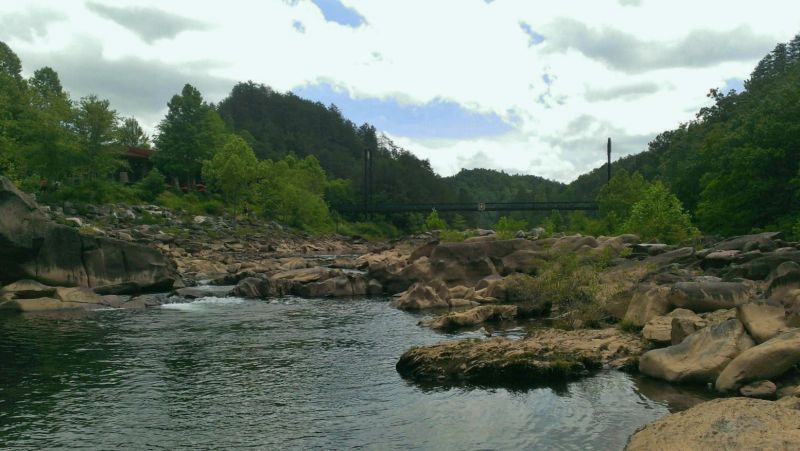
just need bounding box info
[175,285,235,299]
[668,281,752,312]
[623,285,671,327]
[670,316,706,345]
[644,247,696,267]
[391,280,453,310]
[270,267,340,284]
[298,274,368,298]
[367,279,383,296]
[0,297,83,312]
[427,239,535,286]
[739,380,777,399]
[0,177,178,293]
[737,300,788,343]
[641,308,702,344]
[711,231,783,252]
[783,289,800,326]
[53,286,104,305]
[766,261,800,299]
[420,305,518,331]
[123,293,169,309]
[722,249,800,280]
[701,249,739,268]
[474,276,507,301]
[716,328,800,392]
[233,277,293,299]
[408,240,438,263]
[639,319,754,384]
[381,256,432,294]
[500,250,547,275]
[625,398,800,451]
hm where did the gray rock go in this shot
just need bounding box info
[639,319,755,384]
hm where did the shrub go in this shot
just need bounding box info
[439,229,478,242]
[136,169,166,201]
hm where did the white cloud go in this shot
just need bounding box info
[1,0,799,181]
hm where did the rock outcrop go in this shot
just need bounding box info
[0,177,178,295]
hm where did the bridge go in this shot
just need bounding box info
[347,138,612,214]
[340,201,597,214]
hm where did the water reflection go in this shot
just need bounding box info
[0,297,688,450]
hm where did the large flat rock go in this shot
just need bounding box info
[396,328,644,385]
[625,398,800,450]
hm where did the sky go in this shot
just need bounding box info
[1,0,798,182]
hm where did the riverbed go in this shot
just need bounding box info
[0,296,712,450]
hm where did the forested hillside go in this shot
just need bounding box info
[1,33,799,239]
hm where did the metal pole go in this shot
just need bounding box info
[368,148,374,207]
[607,137,612,183]
[363,148,368,215]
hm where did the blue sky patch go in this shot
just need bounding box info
[519,22,545,46]
[292,20,305,33]
[294,82,513,139]
[311,0,366,28]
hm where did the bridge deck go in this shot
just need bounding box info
[339,201,598,213]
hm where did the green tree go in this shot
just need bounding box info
[117,117,150,148]
[202,136,260,224]
[0,42,26,177]
[17,66,78,181]
[154,84,227,185]
[596,168,649,221]
[494,216,528,233]
[424,208,447,231]
[451,214,468,230]
[0,41,22,81]
[72,94,121,180]
[256,154,332,231]
[623,181,699,244]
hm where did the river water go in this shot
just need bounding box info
[0,296,711,450]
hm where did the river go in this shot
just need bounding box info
[0,296,712,450]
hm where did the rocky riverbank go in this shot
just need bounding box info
[383,230,800,447]
[4,174,800,447]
